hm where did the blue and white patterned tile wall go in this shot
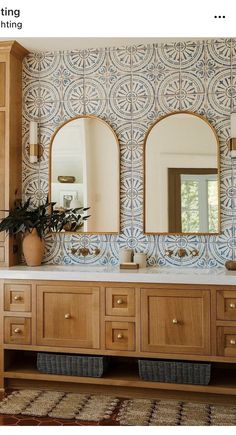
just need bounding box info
[22,39,236,268]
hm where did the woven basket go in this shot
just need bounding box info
[138,359,211,385]
[37,353,109,378]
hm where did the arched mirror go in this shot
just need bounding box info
[144,112,220,234]
[50,115,120,233]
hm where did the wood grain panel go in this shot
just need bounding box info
[141,288,211,355]
[0,111,5,244]
[0,63,5,107]
[37,285,100,349]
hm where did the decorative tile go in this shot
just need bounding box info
[120,174,133,218]
[23,173,48,207]
[155,43,180,70]
[38,125,56,168]
[83,48,106,76]
[206,39,232,67]
[131,171,143,217]
[220,169,235,217]
[21,39,236,267]
[131,123,146,169]
[84,77,107,101]
[23,81,41,122]
[180,71,205,95]
[179,41,205,71]
[43,233,62,264]
[62,50,85,75]
[207,235,236,266]
[108,46,132,72]
[23,53,40,78]
[156,90,181,113]
[63,233,107,265]
[131,44,155,72]
[108,98,132,121]
[207,70,233,116]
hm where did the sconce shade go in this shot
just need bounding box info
[30,121,38,144]
[29,121,38,163]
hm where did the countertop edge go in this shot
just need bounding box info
[0,267,236,285]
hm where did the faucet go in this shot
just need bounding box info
[70,247,100,257]
[177,248,187,258]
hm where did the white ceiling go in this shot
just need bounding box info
[0,37,211,52]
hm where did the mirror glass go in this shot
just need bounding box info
[50,116,119,233]
[145,113,219,234]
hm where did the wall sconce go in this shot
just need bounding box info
[29,121,38,163]
[230,113,236,158]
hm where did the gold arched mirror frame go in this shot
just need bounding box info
[49,114,120,235]
[144,111,220,235]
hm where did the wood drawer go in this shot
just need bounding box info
[4,317,31,345]
[105,321,135,351]
[105,287,135,317]
[217,290,236,320]
[217,326,236,357]
[4,283,31,312]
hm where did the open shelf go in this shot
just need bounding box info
[4,354,236,396]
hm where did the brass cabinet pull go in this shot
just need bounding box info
[172,318,178,324]
[14,295,21,301]
[117,299,123,305]
[230,339,236,345]
[117,333,123,339]
[229,303,236,309]
[14,328,21,334]
[64,313,71,319]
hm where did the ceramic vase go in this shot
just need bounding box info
[22,228,45,266]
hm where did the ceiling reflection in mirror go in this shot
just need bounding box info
[50,116,119,233]
[145,112,219,234]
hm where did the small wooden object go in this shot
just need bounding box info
[120,262,139,270]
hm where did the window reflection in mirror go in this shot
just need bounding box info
[144,112,219,234]
[50,116,119,233]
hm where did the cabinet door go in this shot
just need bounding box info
[141,288,210,355]
[37,285,100,349]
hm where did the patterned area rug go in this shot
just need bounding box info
[0,390,118,422]
[0,390,236,425]
[117,398,236,426]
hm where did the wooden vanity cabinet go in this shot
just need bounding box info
[3,280,236,398]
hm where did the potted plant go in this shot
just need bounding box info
[0,198,90,266]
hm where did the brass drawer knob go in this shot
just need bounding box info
[14,328,21,334]
[117,333,123,339]
[64,313,71,319]
[14,295,21,301]
[172,318,178,324]
[229,303,236,309]
[117,299,123,305]
[230,339,236,345]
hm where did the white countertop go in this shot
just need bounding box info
[0,264,236,285]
